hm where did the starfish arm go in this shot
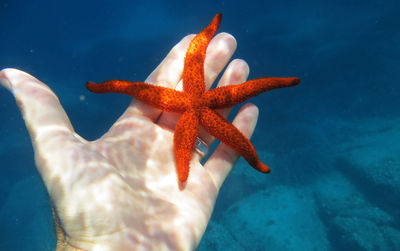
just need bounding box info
[87,80,191,112]
[202,77,300,109]
[182,13,222,97]
[174,109,199,182]
[198,107,270,173]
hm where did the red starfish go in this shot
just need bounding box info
[86,13,300,182]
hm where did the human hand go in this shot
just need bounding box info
[0,33,260,250]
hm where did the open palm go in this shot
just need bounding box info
[0,33,260,251]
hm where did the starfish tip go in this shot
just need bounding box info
[177,167,189,183]
[86,81,97,91]
[178,175,188,184]
[283,77,300,87]
[292,77,301,86]
[258,162,271,173]
[211,13,222,26]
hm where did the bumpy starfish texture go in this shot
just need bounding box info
[86,13,300,182]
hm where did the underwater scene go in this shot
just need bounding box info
[1,0,399,250]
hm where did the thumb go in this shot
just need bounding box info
[0,68,79,182]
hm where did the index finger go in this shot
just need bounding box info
[115,35,195,123]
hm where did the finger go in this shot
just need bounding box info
[116,35,195,123]
[204,103,259,189]
[203,32,237,90]
[157,32,237,130]
[198,58,249,147]
[0,68,78,179]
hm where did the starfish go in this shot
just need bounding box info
[87,13,300,182]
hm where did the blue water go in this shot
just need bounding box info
[1,0,399,250]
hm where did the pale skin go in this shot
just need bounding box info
[0,33,261,251]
